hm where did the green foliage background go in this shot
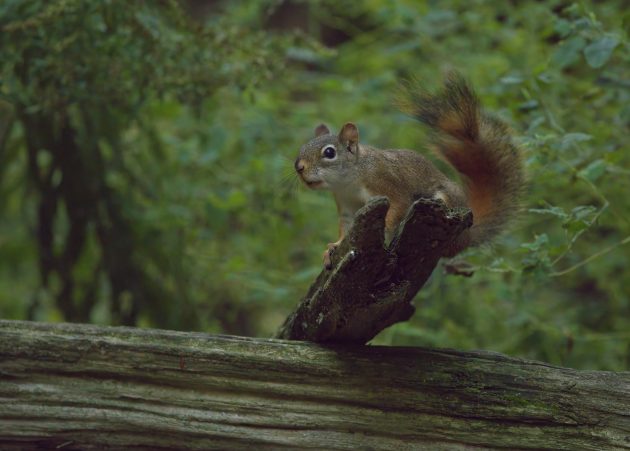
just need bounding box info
[0,0,628,370]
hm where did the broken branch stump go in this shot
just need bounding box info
[277,197,472,343]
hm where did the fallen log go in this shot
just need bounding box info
[1,320,628,450]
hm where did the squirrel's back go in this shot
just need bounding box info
[399,72,526,255]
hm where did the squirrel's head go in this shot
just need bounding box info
[294,123,360,190]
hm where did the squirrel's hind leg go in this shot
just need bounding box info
[323,241,341,270]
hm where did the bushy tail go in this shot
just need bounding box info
[399,72,525,254]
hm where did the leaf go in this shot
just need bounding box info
[578,159,607,183]
[526,116,546,133]
[583,36,619,68]
[563,205,598,236]
[569,205,597,222]
[529,205,568,219]
[423,10,457,37]
[553,18,572,38]
[518,100,539,111]
[226,190,247,209]
[521,234,549,251]
[552,36,586,68]
[537,72,554,84]
[500,75,524,85]
[521,250,551,276]
[560,132,592,151]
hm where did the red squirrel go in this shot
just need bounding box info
[294,73,525,268]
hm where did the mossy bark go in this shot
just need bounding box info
[1,320,629,450]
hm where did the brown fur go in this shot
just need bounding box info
[397,72,525,255]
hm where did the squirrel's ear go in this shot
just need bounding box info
[339,123,359,151]
[314,124,330,137]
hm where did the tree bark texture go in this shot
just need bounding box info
[1,320,628,450]
[276,197,473,344]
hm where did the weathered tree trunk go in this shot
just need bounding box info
[276,197,472,344]
[1,320,628,450]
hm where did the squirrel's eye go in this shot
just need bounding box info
[322,146,336,159]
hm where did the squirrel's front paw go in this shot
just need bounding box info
[322,242,339,270]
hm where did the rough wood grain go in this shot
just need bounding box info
[276,197,473,344]
[1,320,628,450]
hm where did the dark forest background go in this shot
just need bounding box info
[0,0,628,370]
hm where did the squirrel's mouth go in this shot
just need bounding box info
[305,180,324,189]
[298,174,325,189]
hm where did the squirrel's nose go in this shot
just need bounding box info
[295,158,305,173]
